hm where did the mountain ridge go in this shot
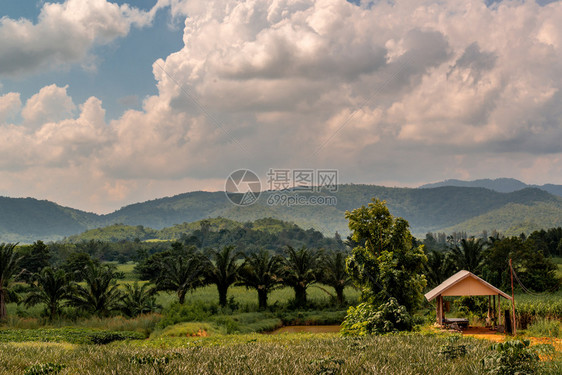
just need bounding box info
[419,178,562,196]
[2,184,562,243]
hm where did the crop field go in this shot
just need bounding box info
[2,331,560,375]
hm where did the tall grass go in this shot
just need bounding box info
[2,333,544,375]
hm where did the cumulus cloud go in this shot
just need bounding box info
[2,0,562,212]
[0,0,156,76]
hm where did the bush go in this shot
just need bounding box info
[526,318,562,338]
[482,340,539,375]
[341,298,413,336]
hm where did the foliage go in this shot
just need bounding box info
[16,241,51,282]
[424,249,456,288]
[60,252,100,282]
[317,250,351,306]
[341,298,413,336]
[23,267,72,321]
[205,245,242,307]
[155,246,207,304]
[482,340,539,375]
[238,249,283,310]
[345,199,427,312]
[439,334,468,359]
[0,327,145,344]
[450,238,486,274]
[525,318,562,338]
[119,282,160,318]
[0,242,22,320]
[67,261,122,317]
[280,246,319,308]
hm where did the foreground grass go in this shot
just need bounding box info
[1,332,547,375]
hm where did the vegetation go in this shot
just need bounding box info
[0,243,21,320]
[205,246,241,307]
[237,249,283,310]
[4,184,562,243]
[280,246,319,308]
[345,199,427,313]
[23,267,72,321]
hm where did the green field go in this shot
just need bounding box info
[1,331,559,375]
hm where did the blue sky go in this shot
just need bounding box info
[0,0,561,213]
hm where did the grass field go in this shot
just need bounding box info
[3,332,558,375]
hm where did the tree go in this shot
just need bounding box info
[67,262,121,317]
[61,252,100,281]
[23,267,71,321]
[16,240,51,282]
[345,199,427,313]
[424,249,456,288]
[280,246,318,308]
[318,250,351,306]
[119,282,160,317]
[0,243,22,320]
[238,249,283,310]
[450,238,486,274]
[205,245,241,307]
[156,248,207,304]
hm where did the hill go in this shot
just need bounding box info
[2,184,562,242]
[419,178,562,197]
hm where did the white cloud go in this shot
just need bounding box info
[0,0,156,76]
[2,0,562,213]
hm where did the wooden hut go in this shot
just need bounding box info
[425,270,512,327]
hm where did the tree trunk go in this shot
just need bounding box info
[335,286,345,306]
[218,286,228,307]
[0,291,6,320]
[258,290,268,310]
[178,290,186,304]
[294,286,307,308]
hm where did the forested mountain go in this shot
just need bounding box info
[2,184,562,243]
[419,178,562,197]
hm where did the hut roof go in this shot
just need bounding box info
[425,270,512,301]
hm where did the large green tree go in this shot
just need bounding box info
[205,245,241,307]
[280,246,318,308]
[345,199,427,313]
[238,249,283,310]
[0,243,22,320]
[23,267,71,321]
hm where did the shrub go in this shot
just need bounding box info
[482,340,539,375]
[341,298,413,336]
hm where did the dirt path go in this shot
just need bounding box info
[460,326,562,352]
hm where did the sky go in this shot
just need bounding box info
[0,0,562,214]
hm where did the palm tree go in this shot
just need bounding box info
[318,250,351,306]
[281,246,318,308]
[156,250,207,304]
[423,250,456,288]
[23,267,71,321]
[119,282,160,317]
[67,261,121,317]
[450,238,486,274]
[206,246,241,307]
[238,249,283,310]
[0,243,22,320]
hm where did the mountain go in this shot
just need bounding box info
[419,178,562,197]
[2,184,562,243]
